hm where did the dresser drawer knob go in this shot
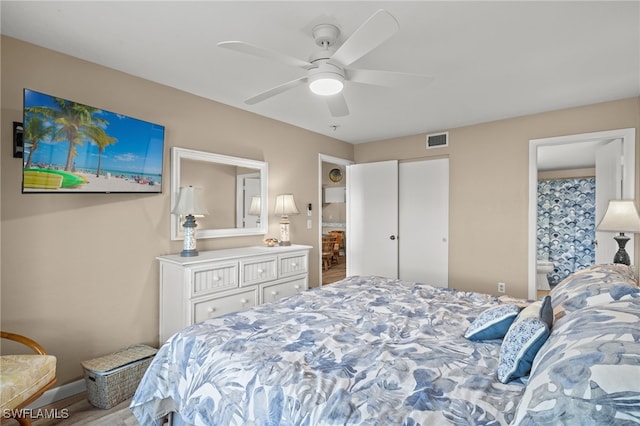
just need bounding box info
[240,298,248,304]
[257,269,264,274]
[294,285,300,290]
[207,307,215,313]
[271,291,278,296]
[213,276,220,281]
[291,262,297,267]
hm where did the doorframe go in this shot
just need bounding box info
[235,172,260,228]
[528,128,636,300]
[318,154,353,287]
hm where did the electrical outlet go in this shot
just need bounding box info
[307,219,312,230]
[498,282,506,293]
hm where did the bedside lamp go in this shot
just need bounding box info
[274,194,299,246]
[248,195,261,227]
[172,186,208,257]
[597,199,640,265]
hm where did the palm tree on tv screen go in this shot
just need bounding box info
[23,111,53,169]
[84,126,117,178]
[28,98,109,171]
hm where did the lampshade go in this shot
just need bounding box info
[172,186,209,216]
[597,200,640,233]
[274,194,299,216]
[248,195,261,216]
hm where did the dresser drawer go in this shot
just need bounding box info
[158,245,311,343]
[261,277,307,304]
[190,262,238,297]
[193,288,257,322]
[278,251,308,278]
[240,256,277,286]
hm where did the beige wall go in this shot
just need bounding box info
[355,96,640,298]
[322,162,346,225]
[0,37,353,385]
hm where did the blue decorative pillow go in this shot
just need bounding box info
[540,295,553,328]
[464,304,522,341]
[497,301,550,383]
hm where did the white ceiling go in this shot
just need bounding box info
[1,1,639,144]
[537,141,601,172]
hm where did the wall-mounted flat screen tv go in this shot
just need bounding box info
[22,89,165,193]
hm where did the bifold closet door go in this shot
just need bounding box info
[346,160,399,278]
[398,158,449,287]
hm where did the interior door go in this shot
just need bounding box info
[399,158,449,287]
[237,175,261,228]
[346,160,398,278]
[595,138,629,263]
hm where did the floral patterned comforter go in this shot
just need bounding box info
[130,276,526,425]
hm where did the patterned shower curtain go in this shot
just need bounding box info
[537,177,596,285]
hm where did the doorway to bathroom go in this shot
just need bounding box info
[536,173,596,286]
[528,128,636,300]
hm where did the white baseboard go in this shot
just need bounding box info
[26,379,86,409]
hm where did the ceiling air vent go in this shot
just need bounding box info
[426,132,448,149]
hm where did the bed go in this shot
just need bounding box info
[130,264,640,425]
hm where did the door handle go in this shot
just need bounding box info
[390,235,396,240]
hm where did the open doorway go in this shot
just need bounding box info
[528,128,636,300]
[318,154,353,286]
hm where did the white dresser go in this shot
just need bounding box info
[157,244,311,343]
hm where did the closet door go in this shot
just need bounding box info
[399,158,449,287]
[346,161,399,278]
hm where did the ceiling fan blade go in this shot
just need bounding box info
[245,76,308,105]
[218,41,313,70]
[347,68,434,89]
[330,9,399,67]
[326,92,349,117]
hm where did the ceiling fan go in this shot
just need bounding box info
[217,9,433,117]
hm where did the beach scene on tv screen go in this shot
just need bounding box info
[22,89,165,193]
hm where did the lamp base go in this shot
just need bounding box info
[279,217,291,246]
[180,214,198,257]
[180,249,198,257]
[612,233,630,265]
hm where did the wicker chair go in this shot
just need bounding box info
[0,331,56,426]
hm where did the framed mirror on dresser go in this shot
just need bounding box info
[170,147,268,240]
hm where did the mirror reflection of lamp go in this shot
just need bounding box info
[274,194,299,246]
[249,196,261,227]
[596,199,640,265]
[172,186,209,257]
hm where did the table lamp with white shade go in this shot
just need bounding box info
[274,194,299,246]
[596,199,640,265]
[172,186,209,257]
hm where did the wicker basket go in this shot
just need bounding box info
[81,345,157,409]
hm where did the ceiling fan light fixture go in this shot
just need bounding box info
[308,65,345,96]
[309,76,344,96]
